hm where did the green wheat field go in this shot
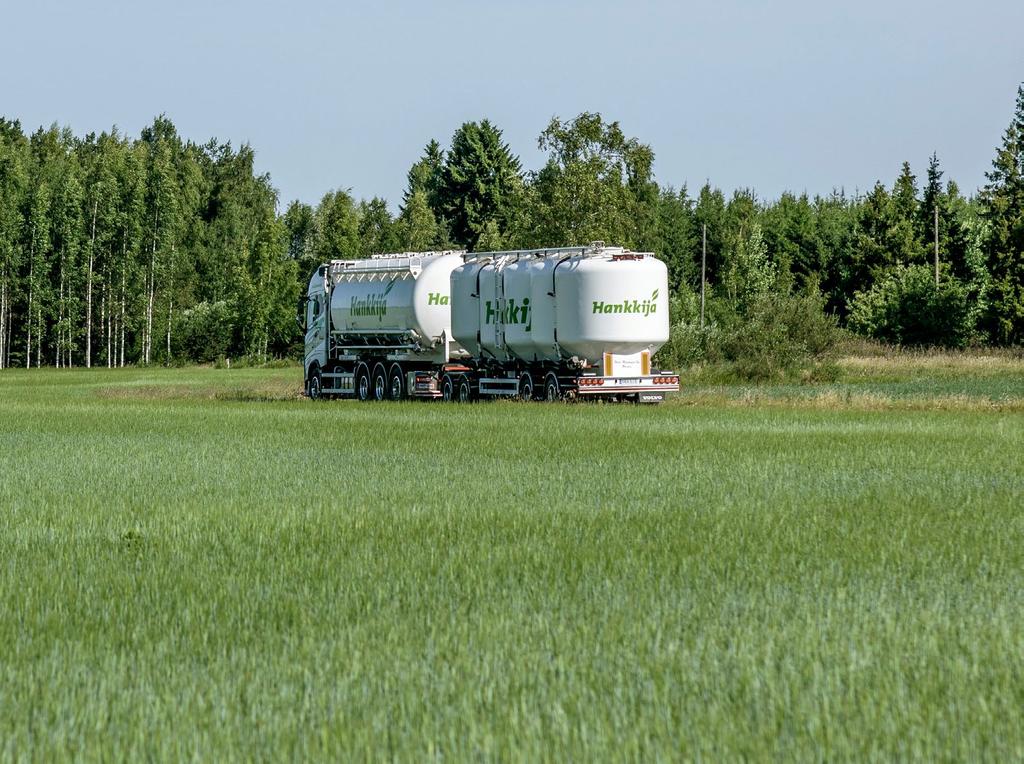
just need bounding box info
[2,358,1023,760]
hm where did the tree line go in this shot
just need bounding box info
[0,117,294,369]
[1,85,1021,370]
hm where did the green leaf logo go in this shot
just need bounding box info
[383,279,396,297]
[652,289,659,301]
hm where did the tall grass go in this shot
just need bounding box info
[1,366,1022,759]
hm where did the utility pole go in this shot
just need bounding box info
[934,205,939,287]
[700,223,707,330]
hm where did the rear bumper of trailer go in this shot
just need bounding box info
[576,374,679,399]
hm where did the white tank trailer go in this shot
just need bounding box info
[302,244,679,403]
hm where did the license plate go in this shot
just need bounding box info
[617,378,641,386]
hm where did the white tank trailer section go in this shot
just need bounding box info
[301,244,680,403]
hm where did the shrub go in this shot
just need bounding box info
[848,266,974,348]
[655,290,706,368]
[175,301,236,362]
[657,288,840,382]
[717,291,839,381]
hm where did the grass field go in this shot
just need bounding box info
[2,359,1023,760]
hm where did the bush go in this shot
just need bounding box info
[655,290,707,368]
[174,301,236,362]
[848,266,974,348]
[717,291,839,381]
[656,288,840,382]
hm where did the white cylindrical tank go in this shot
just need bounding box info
[477,262,502,358]
[329,252,463,351]
[449,247,669,365]
[553,253,669,362]
[497,253,562,363]
[502,258,535,360]
[527,255,562,362]
[450,258,488,355]
[452,255,550,362]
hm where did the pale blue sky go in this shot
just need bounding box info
[2,0,1022,210]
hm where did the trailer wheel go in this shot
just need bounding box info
[307,366,323,400]
[518,372,534,401]
[458,377,473,403]
[388,365,405,401]
[441,374,456,402]
[355,363,371,402]
[372,364,387,402]
[544,373,560,402]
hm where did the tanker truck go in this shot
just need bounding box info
[300,244,680,403]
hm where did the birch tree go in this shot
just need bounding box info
[0,120,28,370]
[141,118,182,364]
[80,133,122,367]
[50,154,83,366]
[115,145,146,366]
[24,183,50,367]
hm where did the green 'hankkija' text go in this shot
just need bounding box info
[485,298,531,331]
[592,289,659,317]
[350,279,397,320]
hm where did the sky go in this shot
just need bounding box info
[2,0,1022,211]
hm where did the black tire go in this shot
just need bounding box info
[388,365,405,401]
[307,366,323,400]
[372,364,387,402]
[356,364,371,402]
[518,372,534,401]
[544,373,560,402]
[458,378,472,403]
[441,374,455,402]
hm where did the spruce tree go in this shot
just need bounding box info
[653,186,696,291]
[848,182,893,302]
[814,190,859,316]
[922,152,944,246]
[401,139,445,218]
[763,192,818,287]
[888,161,924,266]
[980,85,1024,344]
[693,184,727,286]
[438,120,523,249]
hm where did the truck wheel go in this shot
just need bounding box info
[372,364,387,402]
[356,364,371,402]
[441,374,455,402]
[458,378,472,403]
[388,365,405,400]
[518,372,534,401]
[307,367,323,400]
[544,373,560,402]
